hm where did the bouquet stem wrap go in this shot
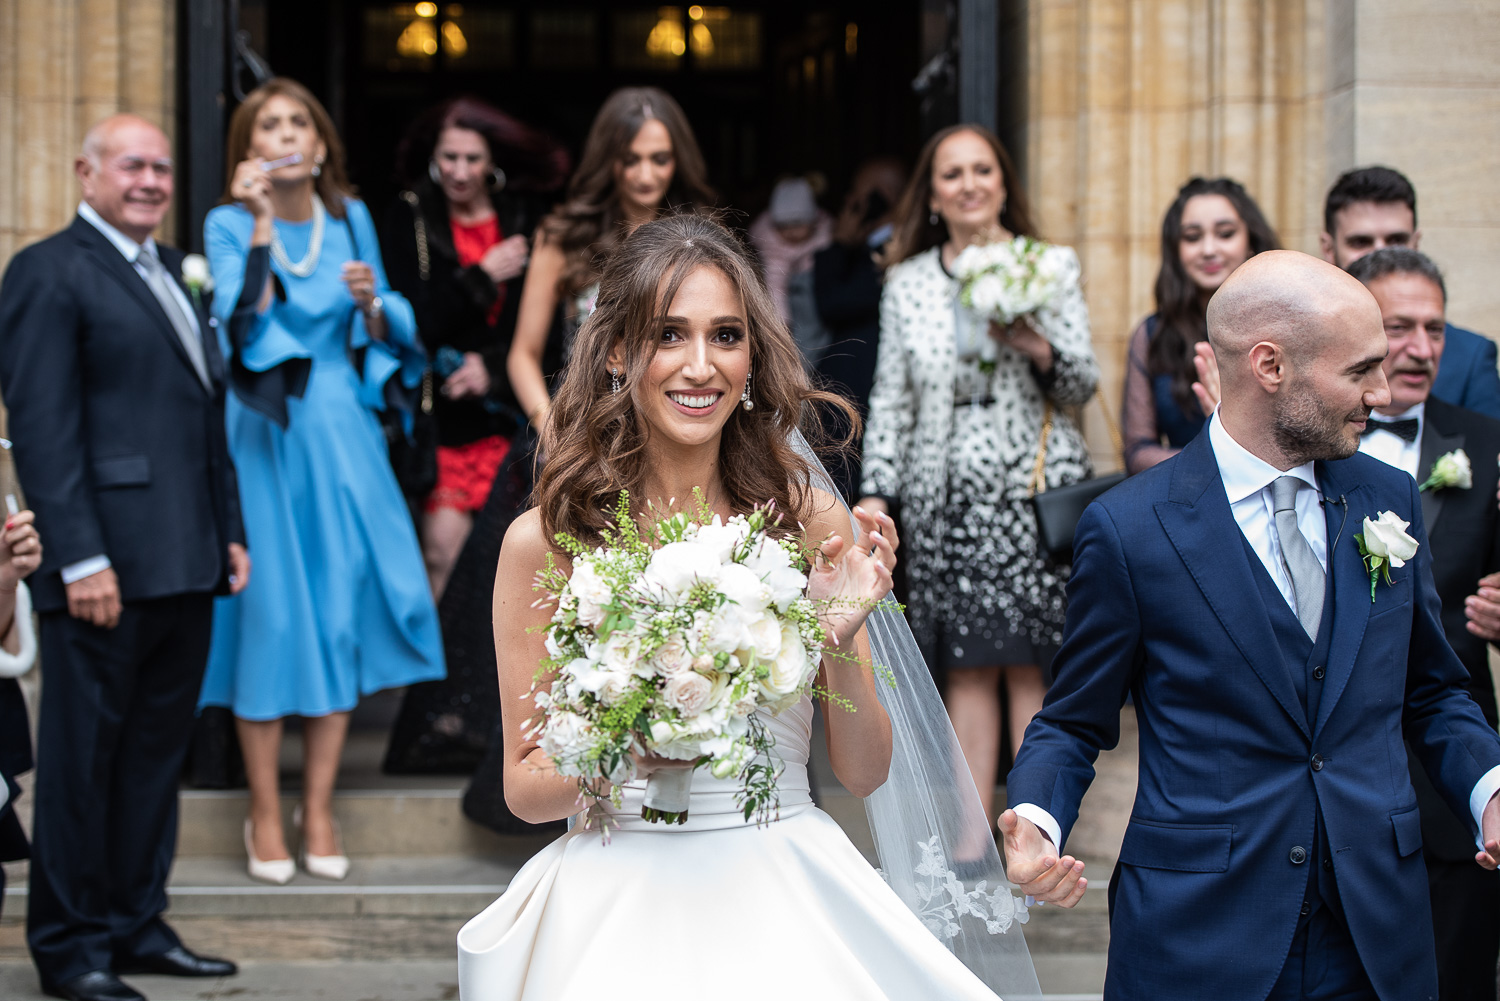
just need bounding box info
[641,769,694,824]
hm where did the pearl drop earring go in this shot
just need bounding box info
[929,210,939,226]
[741,369,754,412]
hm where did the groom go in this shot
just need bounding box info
[999,251,1500,1000]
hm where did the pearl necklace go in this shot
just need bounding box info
[270,195,326,278]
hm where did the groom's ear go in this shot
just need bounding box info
[1248,341,1285,393]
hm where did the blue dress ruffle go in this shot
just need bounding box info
[198,200,444,720]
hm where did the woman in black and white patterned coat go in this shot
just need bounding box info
[857,125,1097,821]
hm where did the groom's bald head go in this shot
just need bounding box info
[1206,250,1391,467]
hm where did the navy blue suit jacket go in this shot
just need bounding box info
[1431,323,1500,419]
[1007,431,1500,1001]
[0,217,245,613]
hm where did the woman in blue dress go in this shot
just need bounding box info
[201,78,445,884]
[1120,176,1279,473]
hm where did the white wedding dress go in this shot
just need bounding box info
[457,695,1004,1000]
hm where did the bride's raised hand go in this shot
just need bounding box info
[807,506,899,647]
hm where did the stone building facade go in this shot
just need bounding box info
[1,0,1496,466]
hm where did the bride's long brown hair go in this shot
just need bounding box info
[535,213,857,547]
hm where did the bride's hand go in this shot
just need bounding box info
[629,751,698,780]
[807,506,898,648]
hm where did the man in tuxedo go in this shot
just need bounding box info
[0,115,249,1001]
[1348,246,1500,1001]
[999,251,1500,1000]
[1320,165,1500,419]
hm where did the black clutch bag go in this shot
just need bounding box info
[1027,394,1126,563]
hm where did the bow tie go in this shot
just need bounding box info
[1362,417,1420,443]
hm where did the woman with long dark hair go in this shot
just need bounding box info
[858,124,1098,830]
[382,96,568,597]
[201,78,445,884]
[505,86,714,429]
[1122,177,1279,473]
[457,212,1041,1000]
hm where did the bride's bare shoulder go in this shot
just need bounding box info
[500,508,569,575]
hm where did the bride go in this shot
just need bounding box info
[459,213,1040,1000]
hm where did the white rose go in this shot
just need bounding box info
[569,561,612,626]
[718,561,773,611]
[645,541,721,597]
[746,612,783,661]
[1425,449,1473,491]
[651,634,693,676]
[698,604,754,654]
[761,622,809,698]
[600,631,645,675]
[538,711,590,761]
[1362,511,1420,567]
[692,518,748,563]
[648,719,704,760]
[596,671,633,707]
[181,253,214,291]
[664,672,714,716]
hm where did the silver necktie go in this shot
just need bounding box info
[138,248,211,388]
[1271,475,1326,640]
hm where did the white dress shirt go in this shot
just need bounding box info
[1016,411,1500,853]
[64,204,203,585]
[1357,403,1424,482]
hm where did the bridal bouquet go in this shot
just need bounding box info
[527,494,844,833]
[952,236,1070,372]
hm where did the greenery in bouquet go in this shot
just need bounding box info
[527,491,877,837]
[952,235,1068,374]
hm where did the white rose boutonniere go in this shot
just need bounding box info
[1354,510,1420,602]
[1419,449,1472,492]
[180,253,214,307]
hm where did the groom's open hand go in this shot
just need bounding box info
[1476,792,1500,870]
[997,809,1087,907]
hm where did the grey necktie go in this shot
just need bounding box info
[1271,475,1326,640]
[138,247,211,388]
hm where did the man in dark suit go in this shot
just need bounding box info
[1349,246,1500,1001]
[0,115,250,1001]
[1320,165,1500,419]
[999,251,1500,1000]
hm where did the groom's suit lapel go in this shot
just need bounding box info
[1312,460,1372,737]
[1156,434,1310,739]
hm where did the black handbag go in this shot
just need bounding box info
[1028,392,1126,563]
[383,368,439,500]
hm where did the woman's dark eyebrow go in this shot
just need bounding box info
[660,315,745,325]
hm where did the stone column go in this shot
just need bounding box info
[0,0,176,271]
[1017,0,1500,467]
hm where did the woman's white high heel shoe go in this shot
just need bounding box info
[294,805,350,881]
[243,819,295,885]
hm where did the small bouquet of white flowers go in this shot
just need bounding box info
[528,493,857,834]
[951,236,1069,373]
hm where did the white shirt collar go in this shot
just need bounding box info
[77,201,159,265]
[1373,401,1425,423]
[1208,410,1319,505]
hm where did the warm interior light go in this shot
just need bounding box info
[645,8,686,59]
[441,19,468,56]
[445,3,463,14]
[688,4,703,19]
[397,17,438,57]
[845,22,858,56]
[415,1,437,17]
[690,21,714,54]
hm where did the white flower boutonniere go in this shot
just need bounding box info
[1354,511,1420,602]
[181,253,214,307]
[1419,449,1472,492]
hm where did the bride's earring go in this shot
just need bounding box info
[741,369,753,412]
[611,368,622,394]
[929,209,939,227]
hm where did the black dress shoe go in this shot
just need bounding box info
[116,945,238,978]
[41,970,146,1001]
